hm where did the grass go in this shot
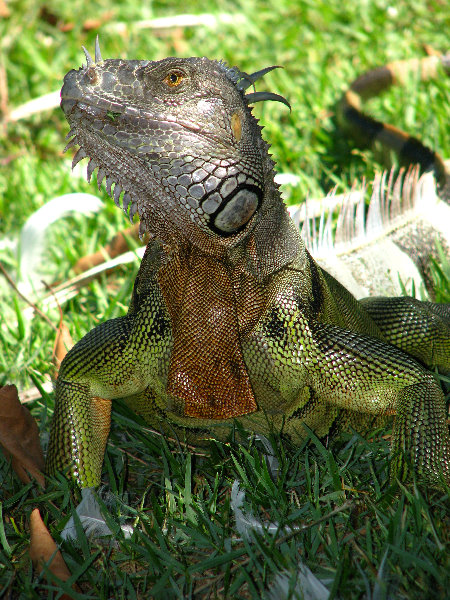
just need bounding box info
[0,0,449,598]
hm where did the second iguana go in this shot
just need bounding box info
[46,41,450,493]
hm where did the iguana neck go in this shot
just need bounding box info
[155,185,305,283]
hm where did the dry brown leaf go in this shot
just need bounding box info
[59,21,74,32]
[0,0,10,18]
[423,44,441,57]
[82,10,115,31]
[0,60,7,127]
[0,385,45,486]
[73,222,143,273]
[38,6,74,32]
[53,321,74,372]
[30,508,80,599]
[172,28,189,55]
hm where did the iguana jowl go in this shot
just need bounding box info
[46,41,450,490]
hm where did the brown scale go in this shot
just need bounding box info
[157,239,269,419]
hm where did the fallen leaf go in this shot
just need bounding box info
[73,222,143,273]
[53,320,74,372]
[59,21,74,32]
[82,10,115,31]
[423,44,441,57]
[0,385,45,486]
[30,508,80,599]
[0,0,10,18]
[38,6,74,32]
[38,5,59,26]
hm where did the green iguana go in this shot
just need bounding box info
[46,40,450,501]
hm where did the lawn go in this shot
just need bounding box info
[0,0,449,598]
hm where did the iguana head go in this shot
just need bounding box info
[61,39,300,271]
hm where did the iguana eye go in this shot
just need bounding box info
[164,71,184,87]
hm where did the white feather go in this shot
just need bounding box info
[61,487,133,542]
[254,434,279,480]
[18,193,103,294]
[231,480,299,541]
[265,565,331,600]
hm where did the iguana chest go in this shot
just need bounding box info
[122,247,346,426]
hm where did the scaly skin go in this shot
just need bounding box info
[46,46,450,489]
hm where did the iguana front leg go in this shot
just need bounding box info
[360,296,450,371]
[47,379,111,488]
[46,317,133,487]
[280,320,449,486]
[46,302,170,487]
